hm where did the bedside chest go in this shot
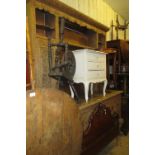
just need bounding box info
[69,49,107,102]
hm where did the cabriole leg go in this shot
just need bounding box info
[69,85,74,98]
[103,80,108,96]
[84,83,89,102]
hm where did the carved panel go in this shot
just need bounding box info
[81,103,119,155]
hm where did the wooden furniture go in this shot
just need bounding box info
[107,39,129,134]
[69,49,107,102]
[26,0,109,88]
[63,19,98,49]
[26,1,123,154]
[107,40,129,94]
[26,88,122,155]
[79,90,122,155]
[81,105,119,155]
[103,48,117,89]
[35,8,56,38]
[27,88,82,155]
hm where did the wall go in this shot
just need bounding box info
[59,0,129,41]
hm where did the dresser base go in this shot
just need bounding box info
[79,90,123,155]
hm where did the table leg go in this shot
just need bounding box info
[69,85,74,98]
[103,80,107,96]
[84,83,89,102]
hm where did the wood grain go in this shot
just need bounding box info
[27,88,82,155]
[26,16,35,90]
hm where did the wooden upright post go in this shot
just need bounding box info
[26,16,35,90]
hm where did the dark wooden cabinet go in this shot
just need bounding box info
[81,104,119,155]
[107,40,129,134]
[107,40,129,94]
[80,91,122,155]
[107,40,129,72]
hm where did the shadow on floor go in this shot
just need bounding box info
[97,134,129,155]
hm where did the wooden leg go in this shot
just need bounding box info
[90,83,93,96]
[69,85,74,98]
[103,80,107,96]
[84,83,89,102]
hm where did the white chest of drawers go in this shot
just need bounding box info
[69,49,107,102]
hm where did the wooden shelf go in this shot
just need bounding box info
[64,26,85,35]
[64,28,88,46]
[36,24,55,31]
[35,8,56,38]
[65,40,95,49]
[63,19,98,49]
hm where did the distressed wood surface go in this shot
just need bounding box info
[36,0,109,32]
[27,0,107,88]
[27,88,82,155]
[26,16,35,90]
[79,90,122,131]
[79,90,122,111]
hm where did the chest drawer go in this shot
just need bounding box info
[87,70,106,80]
[87,53,106,63]
[87,62,106,71]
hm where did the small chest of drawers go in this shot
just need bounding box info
[70,49,107,101]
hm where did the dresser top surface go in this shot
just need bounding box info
[78,90,123,110]
[72,49,107,55]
